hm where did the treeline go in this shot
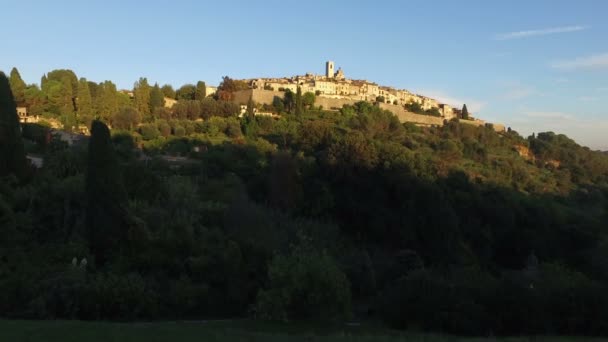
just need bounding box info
[2,70,608,336]
[8,68,243,131]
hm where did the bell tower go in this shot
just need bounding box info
[326,61,335,78]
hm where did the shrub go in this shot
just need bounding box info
[255,242,351,321]
[140,124,160,140]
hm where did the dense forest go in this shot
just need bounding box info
[2,68,608,336]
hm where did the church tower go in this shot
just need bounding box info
[326,61,335,78]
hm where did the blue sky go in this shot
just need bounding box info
[2,0,608,149]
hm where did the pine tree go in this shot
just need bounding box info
[9,68,26,106]
[295,86,303,115]
[461,104,469,120]
[86,120,129,266]
[77,78,94,127]
[195,81,207,100]
[0,72,27,178]
[149,83,165,115]
[133,77,151,118]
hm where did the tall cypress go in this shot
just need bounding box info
[77,78,94,127]
[149,82,165,115]
[85,120,129,266]
[295,86,303,116]
[461,104,469,120]
[195,81,206,100]
[9,68,26,106]
[0,72,27,178]
[133,77,151,118]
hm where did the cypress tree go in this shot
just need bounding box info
[295,86,303,115]
[149,82,165,115]
[9,67,26,106]
[85,120,129,266]
[77,78,94,127]
[461,104,469,120]
[95,81,119,124]
[195,81,207,100]
[134,77,151,118]
[0,72,27,178]
[246,95,255,119]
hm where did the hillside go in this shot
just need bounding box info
[2,70,608,336]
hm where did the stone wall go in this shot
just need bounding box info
[232,89,359,111]
[231,89,505,132]
[378,103,445,126]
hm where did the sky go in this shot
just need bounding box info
[2,0,608,149]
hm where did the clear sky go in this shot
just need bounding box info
[2,0,608,149]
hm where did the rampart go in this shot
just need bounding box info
[378,103,445,126]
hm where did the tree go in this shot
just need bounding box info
[295,86,303,116]
[462,104,469,120]
[149,83,165,114]
[246,96,255,119]
[0,72,27,178]
[133,77,151,118]
[9,67,26,106]
[85,120,130,267]
[113,107,141,130]
[302,92,316,109]
[216,76,248,101]
[23,85,45,117]
[195,81,207,100]
[284,89,295,113]
[176,84,196,100]
[272,96,284,113]
[77,78,94,126]
[161,84,176,99]
[95,81,119,124]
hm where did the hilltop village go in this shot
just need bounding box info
[232,61,504,131]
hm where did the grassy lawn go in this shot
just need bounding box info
[0,320,603,342]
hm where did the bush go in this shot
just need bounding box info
[140,124,160,140]
[174,126,186,137]
[255,242,351,321]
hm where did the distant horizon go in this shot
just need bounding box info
[3,0,607,150]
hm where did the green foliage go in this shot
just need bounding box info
[255,240,352,321]
[85,120,131,267]
[160,84,176,99]
[139,123,161,140]
[113,107,141,130]
[0,72,27,178]
[9,67,26,106]
[149,83,165,114]
[133,77,151,118]
[302,91,316,109]
[405,101,424,114]
[176,84,196,101]
[462,104,469,119]
[295,86,303,115]
[195,81,206,100]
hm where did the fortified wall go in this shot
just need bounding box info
[233,89,359,110]
[232,89,505,132]
[377,103,445,126]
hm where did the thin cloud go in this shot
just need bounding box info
[494,25,588,40]
[551,53,608,70]
[524,111,574,120]
[498,81,538,100]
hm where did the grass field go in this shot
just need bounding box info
[0,320,603,342]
